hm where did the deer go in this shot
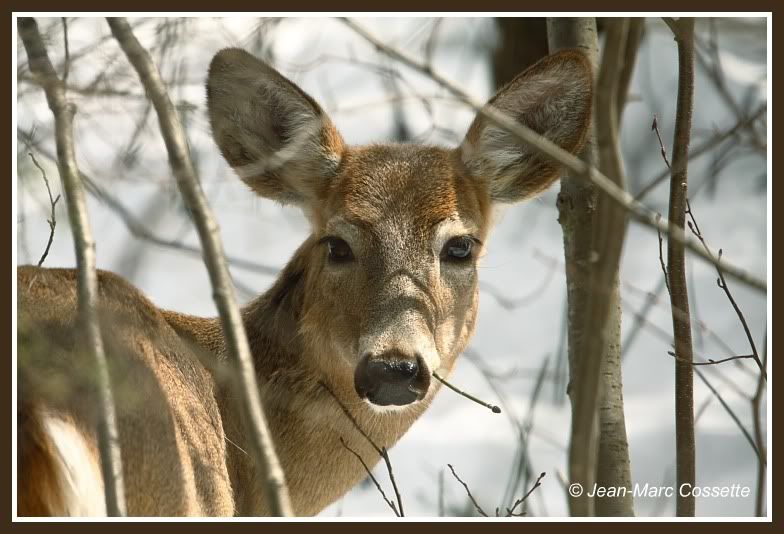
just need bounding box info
[16,46,592,517]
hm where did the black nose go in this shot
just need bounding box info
[354,352,430,406]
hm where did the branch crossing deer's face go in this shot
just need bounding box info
[206,48,592,409]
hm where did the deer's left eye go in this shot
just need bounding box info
[441,236,475,262]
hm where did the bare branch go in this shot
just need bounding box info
[18,16,127,517]
[319,382,404,516]
[339,17,765,293]
[447,464,488,517]
[28,152,61,267]
[506,471,546,517]
[106,17,292,516]
[685,203,765,380]
[339,437,400,517]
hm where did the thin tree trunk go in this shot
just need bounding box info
[18,17,127,516]
[663,17,697,518]
[593,19,634,517]
[107,17,293,516]
[548,16,634,517]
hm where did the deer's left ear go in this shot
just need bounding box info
[458,49,593,203]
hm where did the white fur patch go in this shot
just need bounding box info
[43,416,107,517]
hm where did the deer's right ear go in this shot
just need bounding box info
[206,48,344,206]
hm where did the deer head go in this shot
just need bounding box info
[206,48,592,409]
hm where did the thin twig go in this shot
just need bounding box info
[656,213,671,295]
[319,382,404,516]
[107,17,292,516]
[506,472,546,517]
[652,115,672,169]
[18,17,127,516]
[447,464,488,517]
[432,371,501,413]
[28,152,61,267]
[666,351,755,367]
[339,437,400,517]
[685,202,765,380]
[339,17,765,293]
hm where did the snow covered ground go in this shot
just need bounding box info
[15,16,768,517]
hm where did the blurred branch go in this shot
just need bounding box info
[27,152,61,267]
[18,16,127,517]
[61,17,70,84]
[17,130,280,277]
[616,18,645,123]
[107,16,292,517]
[694,368,761,464]
[635,105,766,202]
[339,17,765,293]
[479,260,557,310]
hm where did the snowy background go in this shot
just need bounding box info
[15,16,768,517]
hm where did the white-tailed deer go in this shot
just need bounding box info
[16,47,592,516]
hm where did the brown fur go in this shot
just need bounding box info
[16,48,592,516]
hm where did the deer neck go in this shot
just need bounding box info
[169,238,429,515]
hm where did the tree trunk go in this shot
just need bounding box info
[493,18,549,88]
[547,17,634,517]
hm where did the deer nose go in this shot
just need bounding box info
[354,352,430,406]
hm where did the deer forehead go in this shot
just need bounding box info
[322,144,490,236]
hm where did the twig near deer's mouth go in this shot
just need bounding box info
[432,372,501,414]
[320,381,405,516]
[339,437,400,517]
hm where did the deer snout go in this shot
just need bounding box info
[354,351,430,406]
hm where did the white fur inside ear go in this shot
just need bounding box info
[233,112,341,185]
[461,56,590,202]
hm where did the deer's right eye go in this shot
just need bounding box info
[322,236,354,264]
